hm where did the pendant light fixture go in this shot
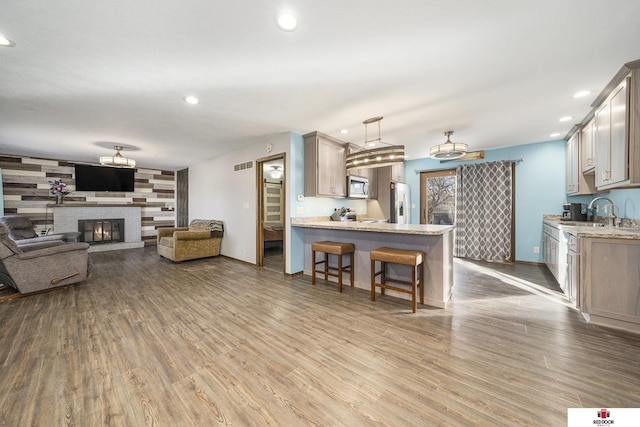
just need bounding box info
[99,145,136,168]
[269,165,283,179]
[430,131,468,159]
[345,116,405,170]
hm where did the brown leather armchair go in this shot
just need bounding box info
[157,219,223,263]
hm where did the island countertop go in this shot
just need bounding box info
[291,217,454,236]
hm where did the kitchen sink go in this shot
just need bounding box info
[559,221,605,227]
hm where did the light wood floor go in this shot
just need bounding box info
[1,247,639,426]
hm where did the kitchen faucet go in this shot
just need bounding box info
[587,197,619,226]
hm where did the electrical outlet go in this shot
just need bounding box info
[296,207,304,214]
[533,246,540,254]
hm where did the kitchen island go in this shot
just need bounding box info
[292,217,455,308]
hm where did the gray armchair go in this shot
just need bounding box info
[0,223,91,295]
[0,215,72,246]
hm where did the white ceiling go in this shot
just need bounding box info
[2,1,640,171]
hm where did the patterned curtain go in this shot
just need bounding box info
[454,160,514,261]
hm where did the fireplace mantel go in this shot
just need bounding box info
[53,205,144,253]
[50,202,147,208]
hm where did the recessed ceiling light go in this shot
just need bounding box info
[573,90,591,98]
[0,33,16,47]
[183,95,199,105]
[559,116,574,122]
[340,129,348,134]
[550,132,562,138]
[276,11,298,31]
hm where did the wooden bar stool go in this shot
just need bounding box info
[311,241,355,292]
[370,247,425,313]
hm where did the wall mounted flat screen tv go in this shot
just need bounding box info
[74,164,135,192]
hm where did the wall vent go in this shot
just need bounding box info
[234,161,254,171]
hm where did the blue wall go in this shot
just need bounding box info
[405,140,567,263]
[568,188,640,220]
[289,132,305,273]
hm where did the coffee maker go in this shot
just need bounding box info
[562,203,571,218]
[569,203,587,221]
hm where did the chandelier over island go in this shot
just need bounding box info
[345,116,405,170]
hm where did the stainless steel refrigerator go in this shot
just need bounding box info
[389,181,410,224]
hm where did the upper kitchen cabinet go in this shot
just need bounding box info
[594,78,629,188]
[590,59,640,190]
[303,131,347,197]
[581,118,595,173]
[566,131,579,194]
[565,127,598,195]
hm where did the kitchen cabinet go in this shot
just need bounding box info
[566,233,579,308]
[303,131,347,197]
[572,59,640,191]
[544,223,578,303]
[582,237,640,332]
[595,78,629,188]
[565,132,579,194]
[543,223,562,284]
[565,127,598,195]
[581,119,595,173]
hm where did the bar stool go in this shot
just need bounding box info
[311,241,355,292]
[370,247,425,312]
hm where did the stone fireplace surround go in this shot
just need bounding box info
[52,203,145,253]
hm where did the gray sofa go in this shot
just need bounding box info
[0,223,91,295]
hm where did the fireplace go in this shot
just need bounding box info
[78,219,125,244]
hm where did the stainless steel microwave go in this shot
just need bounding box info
[347,175,369,198]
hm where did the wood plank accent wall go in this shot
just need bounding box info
[176,168,188,228]
[0,154,175,245]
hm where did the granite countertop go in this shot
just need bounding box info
[291,217,454,236]
[543,215,640,240]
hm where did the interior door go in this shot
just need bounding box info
[256,154,286,273]
[419,169,456,225]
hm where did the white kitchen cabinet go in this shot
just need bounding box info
[303,132,347,197]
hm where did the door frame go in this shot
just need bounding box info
[255,153,286,272]
[419,168,456,224]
